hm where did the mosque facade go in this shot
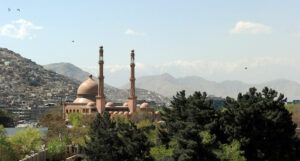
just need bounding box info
[63,47,155,118]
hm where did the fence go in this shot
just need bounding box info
[18,145,84,161]
[19,149,47,161]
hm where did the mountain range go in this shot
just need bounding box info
[43,61,300,101]
[123,73,300,100]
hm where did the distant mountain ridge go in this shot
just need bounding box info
[122,73,300,100]
[44,63,90,82]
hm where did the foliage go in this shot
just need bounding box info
[85,112,153,161]
[68,112,84,127]
[172,123,219,161]
[39,107,66,139]
[47,137,66,161]
[150,144,173,161]
[160,91,220,161]
[9,128,42,160]
[131,109,156,123]
[219,87,299,161]
[67,126,89,146]
[216,140,246,161]
[0,125,17,161]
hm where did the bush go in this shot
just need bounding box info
[47,138,66,161]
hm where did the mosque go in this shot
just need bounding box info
[63,46,156,118]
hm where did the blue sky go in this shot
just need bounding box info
[0,0,299,86]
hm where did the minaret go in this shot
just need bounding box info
[96,46,106,114]
[128,50,137,113]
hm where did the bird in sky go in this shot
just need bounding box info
[245,67,248,70]
[72,40,75,43]
[8,8,11,12]
[17,9,20,12]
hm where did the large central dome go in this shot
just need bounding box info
[77,75,98,96]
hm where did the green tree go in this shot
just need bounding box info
[39,107,66,140]
[85,112,153,161]
[161,91,220,161]
[215,140,246,161]
[0,125,17,161]
[68,112,84,127]
[220,87,299,161]
[9,128,42,160]
[47,137,66,161]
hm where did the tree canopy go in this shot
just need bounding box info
[219,87,299,161]
[85,112,153,161]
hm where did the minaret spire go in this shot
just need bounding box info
[96,46,106,114]
[128,49,137,113]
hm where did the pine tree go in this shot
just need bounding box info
[172,123,219,161]
[220,87,299,161]
[85,112,153,161]
[160,90,220,161]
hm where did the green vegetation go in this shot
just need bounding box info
[0,125,17,161]
[68,112,84,127]
[47,137,67,161]
[219,88,298,161]
[9,128,42,160]
[10,87,296,161]
[85,112,153,161]
[0,127,43,161]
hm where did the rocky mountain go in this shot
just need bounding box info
[122,73,300,101]
[43,63,90,82]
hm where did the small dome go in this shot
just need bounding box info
[87,102,96,106]
[73,98,94,104]
[155,111,160,115]
[77,75,98,95]
[113,111,118,115]
[109,111,113,114]
[124,112,129,115]
[140,102,149,109]
[105,102,114,107]
[118,111,124,115]
[123,102,128,107]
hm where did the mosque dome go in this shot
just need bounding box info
[140,102,149,109]
[87,102,96,106]
[123,102,128,107]
[73,97,94,104]
[105,102,114,107]
[77,75,98,96]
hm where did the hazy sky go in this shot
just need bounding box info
[0,0,299,86]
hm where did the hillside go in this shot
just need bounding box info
[44,63,90,82]
[122,73,300,100]
[0,48,79,108]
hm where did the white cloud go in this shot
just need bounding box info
[230,21,272,34]
[81,56,300,87]
[125,28,146,36]
[0,19,43,39]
